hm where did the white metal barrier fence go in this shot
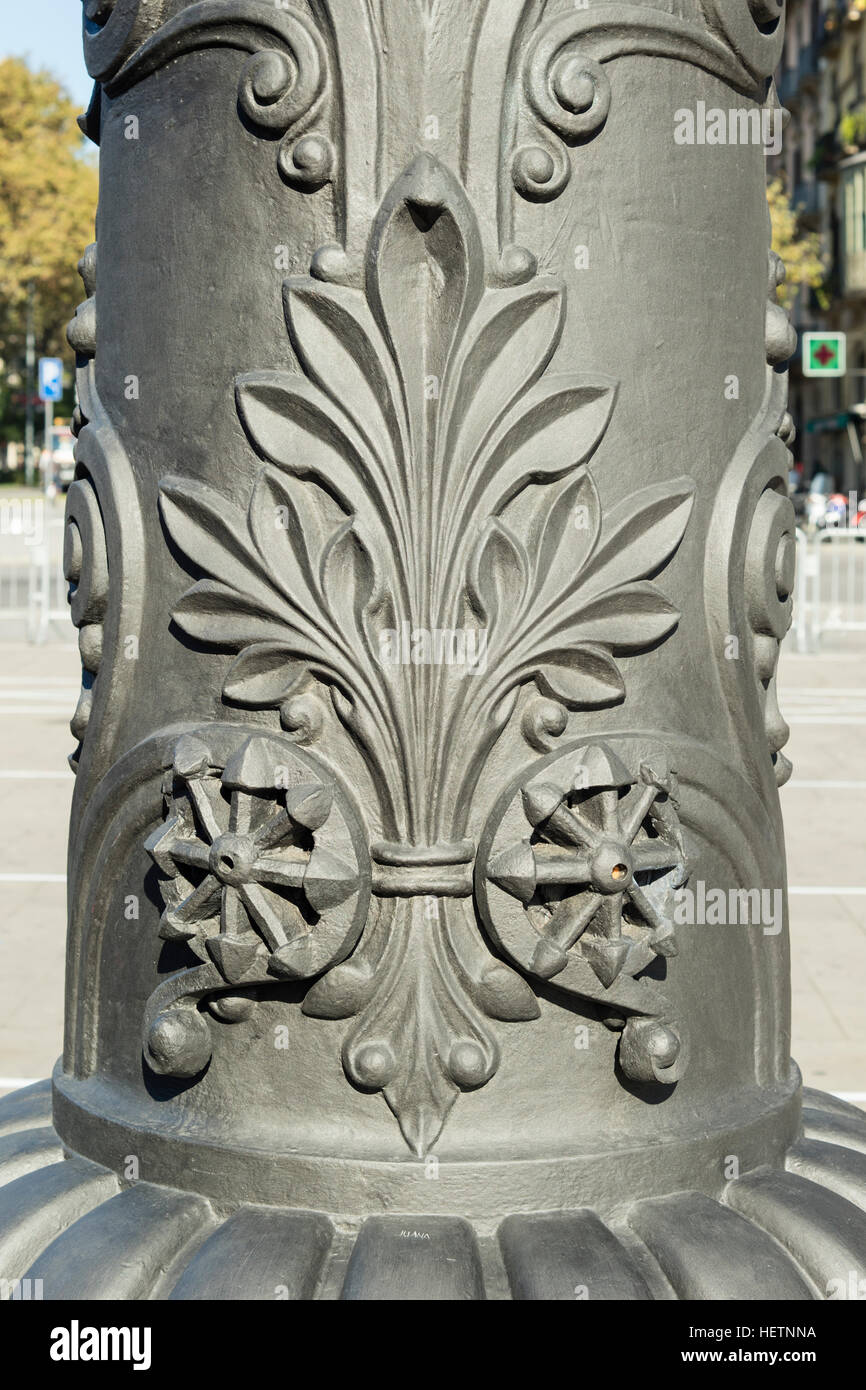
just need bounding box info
[4,521,865,651]
[794,527,866,652]
[0,519,70,644]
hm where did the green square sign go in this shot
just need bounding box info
[803,331,846,378]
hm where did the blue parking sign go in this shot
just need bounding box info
[38,357,64,403]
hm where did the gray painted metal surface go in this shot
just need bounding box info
[1,0,864,1299]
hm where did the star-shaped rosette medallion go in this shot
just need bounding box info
[477,741,687,993]
[146,727,369,990]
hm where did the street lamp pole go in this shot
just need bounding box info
[0,0,864,1302]
[24,280,35,486]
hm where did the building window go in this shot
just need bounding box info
[842,163,866,294]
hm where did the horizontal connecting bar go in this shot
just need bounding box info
[371,865,473,898]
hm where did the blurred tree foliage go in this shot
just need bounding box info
[767,176,827,311]
[0,57,97,380]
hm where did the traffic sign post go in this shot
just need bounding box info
[37,358,64,494]
[38,357,63,403]
[802,331,847,378]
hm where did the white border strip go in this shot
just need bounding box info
[0,708,74,715]
[0,873,66,883]
[0,772,73,780]
[785,780,866,789]
[789,886,866,896]
[787,718,866,726]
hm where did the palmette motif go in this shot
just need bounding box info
[151,154,695,1152]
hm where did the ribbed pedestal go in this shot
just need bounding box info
[2,1081,865,1300]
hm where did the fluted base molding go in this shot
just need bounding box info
[1,1082,865,1299]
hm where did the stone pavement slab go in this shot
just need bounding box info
[779,641,866,1105]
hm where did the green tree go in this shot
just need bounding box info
[767,176,826,311]
[0,57,98,433]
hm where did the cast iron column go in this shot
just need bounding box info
[1,0,866,1301]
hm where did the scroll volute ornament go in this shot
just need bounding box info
[512,0,785,202]
[746,250,798,788]
[82,0,168,82]
[702,0,786,76]
[84,0,334,188]
[745,486,796,786]
[63,480,108,745]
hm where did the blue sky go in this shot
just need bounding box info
[3,1,93,111]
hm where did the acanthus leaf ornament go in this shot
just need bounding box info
[156,154,695,1150]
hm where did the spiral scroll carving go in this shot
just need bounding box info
[514,2,786,203]
[698,0,786,82]
[63,480,109,750]
[82,0,167,83]
[82,1,333,191]
[745,486,796,787]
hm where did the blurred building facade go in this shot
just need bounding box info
[775,0,866,496]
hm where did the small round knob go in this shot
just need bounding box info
[553,60,596,115]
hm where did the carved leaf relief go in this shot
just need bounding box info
[155,155,695,1149]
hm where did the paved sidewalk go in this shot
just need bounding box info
[0,641,77,1088]
[0,633,861,1105]
[779,640,866,1098]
